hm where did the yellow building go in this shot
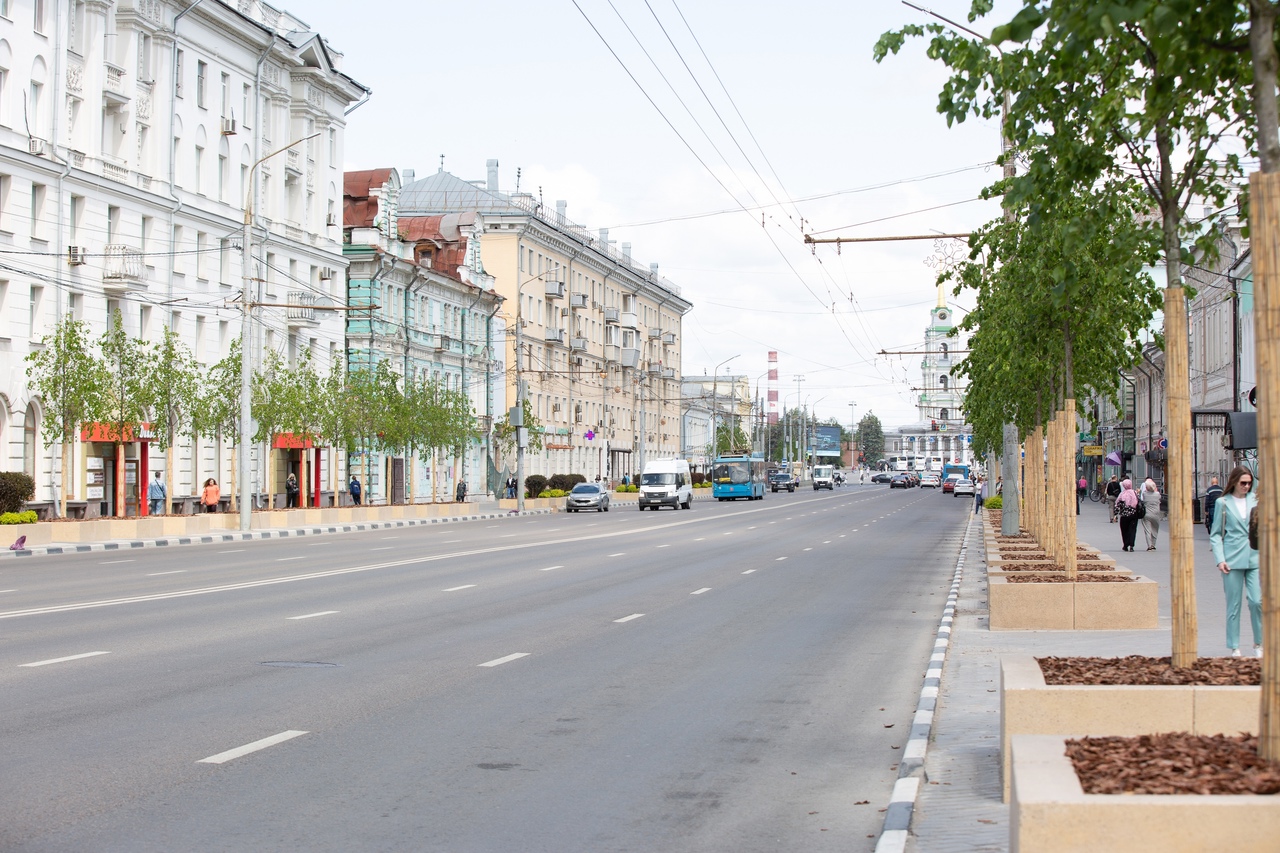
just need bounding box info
[399,161,692,483]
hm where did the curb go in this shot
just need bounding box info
[874,511,971,853]
[0,509,554,559]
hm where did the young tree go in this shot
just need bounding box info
[145,327,200,510]
[315,357,355,501]
[97,312,151,517]
[197,338,242,509]
[856,413,886,468]
[25,318,106,518]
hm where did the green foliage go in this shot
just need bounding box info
[25,317,105,447]
[145,326,200,451]
[95,312,151,444]
[691,471,705,486]
[523,475,547,498]
[0,510,39,525]
[625,484,639,492]
[539,489,567,498]
[855,413,886,467]
[548,474,586,492]
[494,398,544,456]
[0,472,36,513]
[984,495,1004,509]
[197,337,242,444]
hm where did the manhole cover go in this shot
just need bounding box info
[260,661,342,668]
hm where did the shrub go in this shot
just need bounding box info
[627,484,639,492]
[539,489,567,498]
[984,495,1003,509]
[524,475,547,498]
[691,472,705,486]
[0,510,38,525]
[548,473,586,492]
[0,472,35,514]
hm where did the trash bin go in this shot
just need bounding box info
[1192,496,1202,525]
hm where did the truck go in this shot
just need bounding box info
[638,458,693,510]
[812,464,835,490]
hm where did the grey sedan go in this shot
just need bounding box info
[952,479,976,497]
[566,482,610,512]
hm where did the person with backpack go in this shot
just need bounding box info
[1105,475,1122,522]
[348,475,362,506]
[1203,476,1224,534]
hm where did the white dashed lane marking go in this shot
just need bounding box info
[614,614,645,623]
[287,611,338,620]
[443,585,477,592]
[691,588,712,595]
[147,570,186,576]
[742,570,756,575]
[198,730,308,764]
[20,651,110,668]
[478,653,530,668]
[540,565,564,572]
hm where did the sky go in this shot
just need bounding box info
[300,0,1016,429]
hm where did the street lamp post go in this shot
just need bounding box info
[239,132,320,532]
[711,355,739,460]
[512,269,557,512]
[849,402,857,468]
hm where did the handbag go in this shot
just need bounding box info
[1135,500,1146,519]
[1159,494,1168,513]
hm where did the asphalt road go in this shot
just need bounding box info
[0,484,971,852]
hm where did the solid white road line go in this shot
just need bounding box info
[370,547,393,551]
[0,589,15,593]
[539,565,564,572]
[147,570,186,576]
[613,614,645,623]
[443,585,477,592]
[742,570,756,575]
[379,536,399,540]
[198,730,309,764]
[690,588,711,595]
[276,556,305,562]
[287,611,339,620]
[218,550,244,554]
[478,653,530,668]
[20,651,110,667]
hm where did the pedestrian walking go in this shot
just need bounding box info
[1209,466,1261,657]
[1203,476,1224,534]
[995,476,1003,496]
[973,477,985,515]
[285,473,299,508]
[1105,475,1122,522]
[201,478,220,513]
[147,470,167,515]
[505,475,517,499]
[1115,478,1141,551]
[348,475,362,506]
[455,480,468,503]
[1140,478,1164,550]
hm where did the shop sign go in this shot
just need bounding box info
[1082,445,1104,456]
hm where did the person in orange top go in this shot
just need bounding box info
[201,478,220,513]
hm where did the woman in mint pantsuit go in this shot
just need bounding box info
[1208,465,1260,658]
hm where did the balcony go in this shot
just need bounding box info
[662,332,676,345]
[571,336,589,351]
[286,291,319,328]
[648,327,662,339]
[285,148,303,180]
[604,344,620,363]
[620,311,638,330]
[620,347,640,369]
[544,278,564,298]
[662,368,676,379]
[569,292,588,309]
[103,61,130,109]
[434,333,452,353]
[604,307,619,324]
[544,328,565,345]
[101,245,146,293]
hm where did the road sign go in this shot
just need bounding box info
[1082,445,1104,456]
[1158,437,1168,450]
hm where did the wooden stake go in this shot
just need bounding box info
[1166,273,1198,668]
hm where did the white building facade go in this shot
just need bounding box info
[0,0,367,513]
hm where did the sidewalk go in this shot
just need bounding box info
[906,497,1238,852]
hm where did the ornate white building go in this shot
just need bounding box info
[883,287,974,472]
[0,0,367,514]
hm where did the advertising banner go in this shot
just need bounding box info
[813,426,843,457]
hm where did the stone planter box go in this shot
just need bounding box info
[1010,735,1280,852]
[0,522,47,546]
[988,553,1117,570]
[1000,655,1259,801]
[988,566,1132,578]
[988,576,1158,631]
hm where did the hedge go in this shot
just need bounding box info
[524,475,548,498]
[0,472,35,514]
[0,510,38,525]
[983,496,1003,509]
[547,473,587,492]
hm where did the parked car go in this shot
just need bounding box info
[952,478,976,497]
[769,471,795,493]
[871,472,894,484]
[566,482,610,512]
[942,475,963,494]
[890,473,912,489]
[920,475,940,489]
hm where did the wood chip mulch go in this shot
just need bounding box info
[1067,734,1280,795]
[1037,655,1260,686]
[1005,573,1132,583]
[999,563,1116,572]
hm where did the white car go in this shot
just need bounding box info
[920,475,940,489]
[952,479,976,497]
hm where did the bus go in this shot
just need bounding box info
[712,453,767,501]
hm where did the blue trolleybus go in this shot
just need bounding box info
[712,453,767,501]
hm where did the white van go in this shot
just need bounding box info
[812,464,835,490]
[638,458,693,510]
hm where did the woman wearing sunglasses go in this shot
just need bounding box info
[1209,465,1261,657]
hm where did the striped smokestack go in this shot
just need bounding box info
[767,351,779,425]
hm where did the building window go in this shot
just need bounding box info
[28,283,42,336]
[33,0,44,33]
[196,60,207,108]
[175,49,183,98]
[22,402,37,477]
[241,84,251,128]
[220,72,229,117]
[939,375,948,390]
[193,145,203,194]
